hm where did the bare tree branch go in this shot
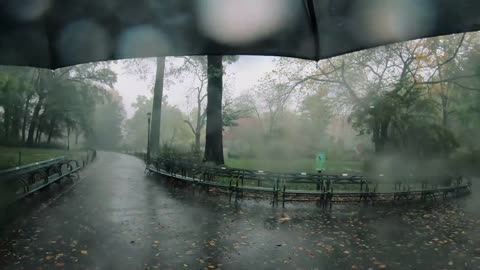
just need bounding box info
[436,33,466,67]
[453,82,480,92]
[183,120,196,135]
[417,74,480,85]
[276,63,342,100]
[200,93,208,103]
[422,33,466,84]
[339,60,361,104]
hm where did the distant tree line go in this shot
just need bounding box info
[0,63,120,149]
[254,32,480,159]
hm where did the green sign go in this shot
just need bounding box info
[316,152,326,172]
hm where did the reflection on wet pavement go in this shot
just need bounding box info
[1,152,479,270]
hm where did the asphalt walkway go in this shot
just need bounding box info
[1,152,479,270]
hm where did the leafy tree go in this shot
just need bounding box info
[91,91,125,150]
[34,64,116,147]
[125,95,192,152]
[450,43,480,150]
[299,89,332,154]
[222,91,256,128]
[0,67,35,144]
[224,92,261,122]
[255,82,293,135]
[124,96,152,151]
[257,34,479,156]
[0,62,116,148]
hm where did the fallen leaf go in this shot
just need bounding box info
[80,250,88,255]
[279,213,291,223]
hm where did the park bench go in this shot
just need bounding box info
[0,156,81,203]
[147,157,471,208]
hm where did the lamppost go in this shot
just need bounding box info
[146,112,152,162]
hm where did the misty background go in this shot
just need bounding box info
[1,31,480,179]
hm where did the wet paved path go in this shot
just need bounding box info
[1,152,480,270]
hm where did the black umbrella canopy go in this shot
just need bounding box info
[1,0,480,69]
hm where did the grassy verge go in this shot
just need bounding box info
[225,158,363,174]
[0,146,88,170]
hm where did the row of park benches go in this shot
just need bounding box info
[146,157,472,207]
[0,150,96,205]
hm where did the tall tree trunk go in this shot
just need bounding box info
[149,57,166,158]
[27,96,44,145]
[35,126,41,144]
[204,56,224,165]
[193,95,203,156]
[75,129,80,145]
[10,105,21,142]
[2,81,11,141]
[35,109,48,145]
[441,95,449,127]
[22,94,32,143]
[194,130,201,155]
[47,118,56,144]
[373,117,390,153]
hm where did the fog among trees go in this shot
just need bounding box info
[1,31,480,174]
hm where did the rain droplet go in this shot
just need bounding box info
[4,0,51,22]
[195,0,297,45]
[56,20,110,66]
[116,25,172,59]
[354,0,436,45]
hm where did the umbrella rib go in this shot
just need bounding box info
[304,0,320,60]
[44,15,57,70]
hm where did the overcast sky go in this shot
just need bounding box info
[112,56,278,118]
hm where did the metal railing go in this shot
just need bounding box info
[146,157,472,208]
[0,156,84,204]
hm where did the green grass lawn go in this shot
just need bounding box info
[212,158,365,191]
[0,146,88,170]
[225,158,364,174]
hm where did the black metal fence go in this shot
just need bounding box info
[147,157,472,208]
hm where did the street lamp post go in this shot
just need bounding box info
[146,112,152,162]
